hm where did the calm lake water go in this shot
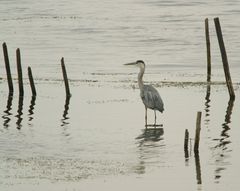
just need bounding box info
[0,0,240,190]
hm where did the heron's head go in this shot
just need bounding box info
[124,60,145,69]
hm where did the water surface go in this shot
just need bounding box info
[0,0,240,190]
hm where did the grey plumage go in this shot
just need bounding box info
[125,60,164,126]
[141,84,164,113]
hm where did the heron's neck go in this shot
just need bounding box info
[138,66,144,91]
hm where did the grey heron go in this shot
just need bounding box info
[125,60,164,126]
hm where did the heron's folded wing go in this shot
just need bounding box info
[142,85,164,112]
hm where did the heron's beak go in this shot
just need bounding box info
[124,62,137,66]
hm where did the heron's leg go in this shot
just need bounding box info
[154,110,156,125]
[145,106,147,127]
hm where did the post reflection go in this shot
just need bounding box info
[136,128,164,145]
[204,84,211,125]
[190,84,211,185]
[184,149,189,163]
[28,96,36,125]
[194,153,202,184]
[214,99,234,183]
[61,96,71,127]
[2,95,13,128]
[134,128,164,175]
[16,96,24,130]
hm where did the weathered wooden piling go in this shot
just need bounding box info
[184,129,189,159]
[205,18,211,82]
[28,67,37,97]
[193,113,203,185]
[214,17,235,100]
[16,48,24,97]
[2,43,14,96]
[194,111,202,154]
[61,57,71,97]
[184,129,189,151]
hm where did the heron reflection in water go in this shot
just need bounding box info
[125,60,164,127]
[136,128,164,143]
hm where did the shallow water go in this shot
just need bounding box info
[1,81,240,191]
[0,0,240,190]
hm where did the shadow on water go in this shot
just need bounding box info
[2,95,13,128]
[134,128,164,174]
[213,99,234,183]
[28,96,36,125]
[16,96,24,130]
[61,96,71,128]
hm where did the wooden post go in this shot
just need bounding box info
[184,129,189,159]
[28,67,37,97]
[194,111,202,154]
[61,57,71,97]
[184,129,189,151]
[205,18,211,82]
[214,17,235,100]
[2,42,14,96]
[16,48,24,97]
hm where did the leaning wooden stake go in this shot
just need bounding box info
[214,17,235,100]
[16,48,24,97]
[61,57,71,97]
[194,112,202,154]
[28,67,37,97]
[2,42,14,96]
[205,18,211,82]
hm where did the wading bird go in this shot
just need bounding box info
[125,60,164,126]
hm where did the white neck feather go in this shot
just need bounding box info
[138,63,145,91]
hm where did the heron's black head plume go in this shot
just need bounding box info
[136,60,145,64]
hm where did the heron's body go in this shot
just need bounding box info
[141,84,164,113]
[125,60,164,126]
